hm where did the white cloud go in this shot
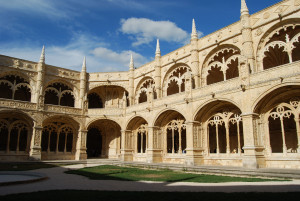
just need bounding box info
[0,0,69,19]
[120,18,188,46]
[0,33,148,73]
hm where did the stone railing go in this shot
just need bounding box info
[87,107,124,117]
[0,99,36,110]
[44,104,82,115]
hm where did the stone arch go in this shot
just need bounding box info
[154,110,186,157]
[135,77,156,104]
[253,85,300,156]
[194,100,243,155]
[126,116,148,155]
[87,119,121,159]
[202,44,241,86]
[0,110,33,159]
[0,73,32,102]
[41,115,79,160]
[162,63,194,97]
[44,80,76,107]
[256,19,300,71]
[87,85,129,109]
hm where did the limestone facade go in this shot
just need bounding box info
[0,0,300,169]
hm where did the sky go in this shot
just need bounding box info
[0,0,282,73]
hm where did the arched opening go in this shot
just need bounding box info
[167,80,179,96]
[87,119,121,159]
[195,100,243,156]
[41,116,78,160]
[88,93,103,108]
[0,112,32,158]
[138,91,147,103]
[207,66,224,85]
[86,128,102,158]
[163,64,193,97]
[204,47,240,85]
[126,116,148,160]
[0,82,12,99]
[88,86,128,109]
[44,82,75,107]
[60,92,75,107]
[154,110,186,162]
[254,85,300,155]
[0,75,31,101]
[262,25,300,70]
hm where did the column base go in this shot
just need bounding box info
[185,148,204,166]
[146,149,162,163]
[121,149,133,161]
[242,146,265,169]
[29,146,41,161]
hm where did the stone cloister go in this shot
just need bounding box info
[0,0,300,169]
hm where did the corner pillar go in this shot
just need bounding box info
[146,126,162,163]
[185,121,204,166]
[241,113,265,168]
[29,125,43,161]
[121,130,133,161]
[78,130,87,160]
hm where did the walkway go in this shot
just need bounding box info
[0,163,300,195]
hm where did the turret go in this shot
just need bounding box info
[154,39,162,98]
[128,54,135,105]
[190,19,200,88]
[240,0,255,73]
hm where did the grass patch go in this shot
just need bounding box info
[0,163,69,171]
[66,165,286,183]
[1,190,299,201]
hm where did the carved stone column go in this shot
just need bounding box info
[241,113,265,168]
[185,121,204,166]
[121,130,133,161]
[79,130,87,160]
[29,125,43,160]
[146,126,162,163]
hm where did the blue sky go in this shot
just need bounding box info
[0,0,281,72]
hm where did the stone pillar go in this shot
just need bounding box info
[147,126,162,163]
[155,39,162,98]
[29,125,43,160]
[190,19,200,88]
[121,130,133,161]
[240,1,255,72]
[185,121,204,166]
[241,113,265,168]
[78,130,87,160]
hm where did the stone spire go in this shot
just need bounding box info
[191,19,198,40]
[155,39,161,57]
[39,45,45,63]
[82,56,86,72]
[129,54,134,70]
[241,0,249,15]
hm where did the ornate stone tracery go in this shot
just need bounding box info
[203,47,240,85]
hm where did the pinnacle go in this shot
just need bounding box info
[39,45,45,63]
[191,18,198,40]
[241,0,249,14]
[82,56,86,72]
[129,54,134,70]
[155,39,161,57]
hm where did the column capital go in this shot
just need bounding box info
[147,126,160,129]
[241,113,259,118]
[185,121,200,125]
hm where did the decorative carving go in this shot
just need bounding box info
[263,12,270,19]
[255,28,264,36]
